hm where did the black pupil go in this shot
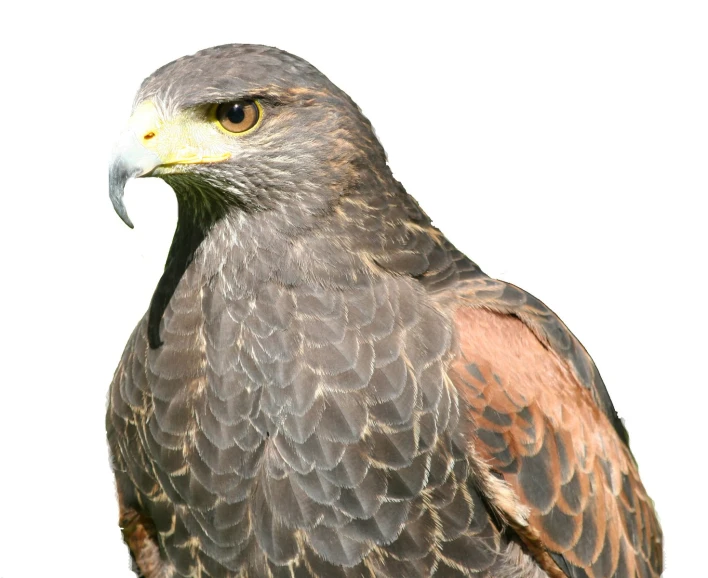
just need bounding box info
[227,104,246,125]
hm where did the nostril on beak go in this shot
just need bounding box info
[143,132,155,141]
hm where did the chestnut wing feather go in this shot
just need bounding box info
[446,281,662,578]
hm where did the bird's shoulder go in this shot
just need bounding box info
[431,276,663,578]
[436,275,626,439]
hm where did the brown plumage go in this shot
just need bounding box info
[107,44,662,577]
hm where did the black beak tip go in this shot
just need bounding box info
[109,160,136,229]
[116,206,135,229]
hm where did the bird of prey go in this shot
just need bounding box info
[107,44,662,578]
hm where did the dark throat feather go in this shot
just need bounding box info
[147,176,239,349]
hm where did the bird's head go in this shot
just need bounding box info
[109,44,388,229]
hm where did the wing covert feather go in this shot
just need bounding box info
[448,305,662,578]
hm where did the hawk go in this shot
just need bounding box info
[107,44,662,578]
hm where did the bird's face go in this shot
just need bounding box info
[109,44,386,229]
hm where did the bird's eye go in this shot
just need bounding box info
[215,101,261,133]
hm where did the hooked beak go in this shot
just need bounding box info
[108,101,231,228]
[109,130,161,229]
[108,101,165,229]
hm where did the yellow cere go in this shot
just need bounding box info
[127,100,232,167]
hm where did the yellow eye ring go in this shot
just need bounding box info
[213,100,263,135]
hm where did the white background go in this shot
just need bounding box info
[0,2,705,576]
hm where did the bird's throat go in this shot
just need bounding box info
[147,205,212,349]
[147,177,234,349]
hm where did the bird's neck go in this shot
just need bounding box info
[148,173,460,349]
[147,176,237,349]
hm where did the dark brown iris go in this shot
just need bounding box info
[216,101,260,133]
